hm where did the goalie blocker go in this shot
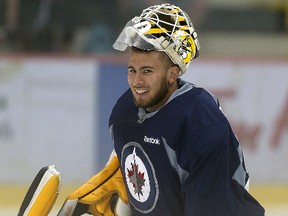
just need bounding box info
[57,149,131,216]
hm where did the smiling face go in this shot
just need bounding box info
[128,48,180,112]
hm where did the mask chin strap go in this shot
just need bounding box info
[159,39,186,76]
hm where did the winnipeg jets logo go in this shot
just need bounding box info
[127,148,147,200]
[125,147,150,202]
[122,142,159,213]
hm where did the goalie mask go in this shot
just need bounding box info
[113,3,200,76]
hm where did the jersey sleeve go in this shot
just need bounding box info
[177,95,264,216]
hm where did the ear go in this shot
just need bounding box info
[168,66,180,83]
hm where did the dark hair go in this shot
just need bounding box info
[130,46,178,70]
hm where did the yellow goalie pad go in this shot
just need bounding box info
[57,150,131,216]
[18,165,61,216]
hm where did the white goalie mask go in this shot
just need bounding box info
[113,3,200,76]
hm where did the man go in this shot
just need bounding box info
[56,3,264,216]
[109,3,265,216]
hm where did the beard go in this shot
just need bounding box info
[132,79,170,111]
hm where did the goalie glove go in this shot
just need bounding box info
[57,149,131,216]
[18,165,61,216]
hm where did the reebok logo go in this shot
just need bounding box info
[144,136,160,145]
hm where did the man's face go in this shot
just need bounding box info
[128,50,178,112]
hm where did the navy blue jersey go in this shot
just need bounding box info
[109,80,264,216]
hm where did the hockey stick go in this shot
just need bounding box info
[18,165,61,216]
